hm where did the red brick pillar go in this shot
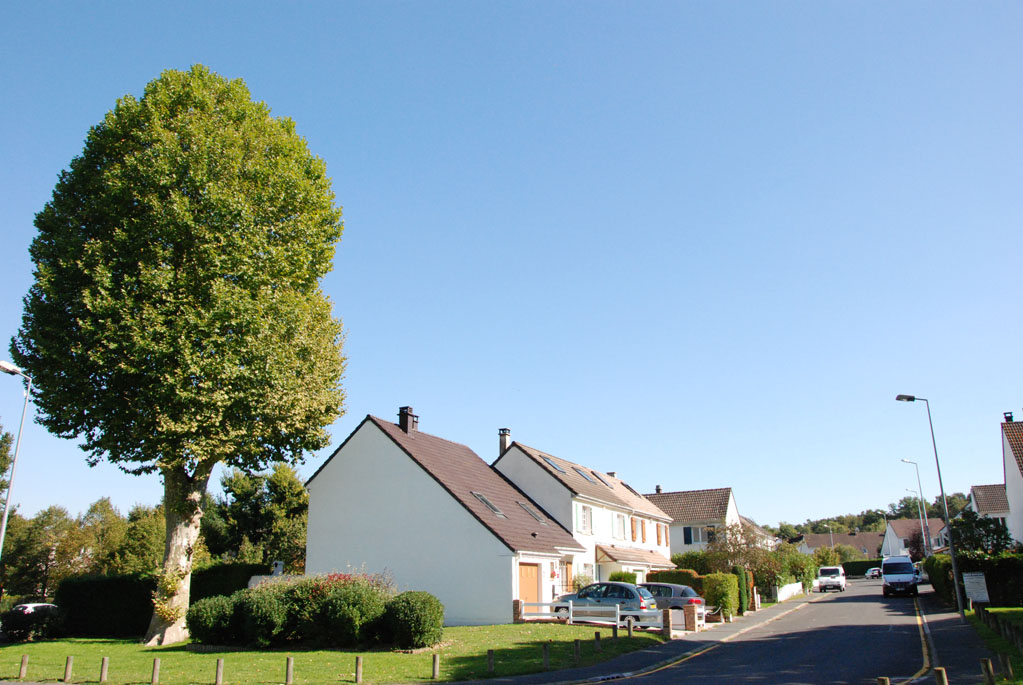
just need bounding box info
[513,599,523,623]
[683,605,699,632]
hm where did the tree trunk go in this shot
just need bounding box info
[143,465,212,645]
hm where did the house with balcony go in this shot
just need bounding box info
[492,431,674,588]
[305,408,585,625]
[643,487,741,555]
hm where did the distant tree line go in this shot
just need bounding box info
[0,461,308,603]
[767,492,969,541]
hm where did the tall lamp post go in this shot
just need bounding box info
[896,394,965,619]
[901,458,930,555]
[0,361,32,567]
[825,523,834,549]
[906,488,928,558]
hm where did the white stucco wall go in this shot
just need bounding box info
[1005,433,1023,544]
[306,423,515,625]
[493,448,574,528]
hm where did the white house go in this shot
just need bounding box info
[305,408,585,625]
[492,433,674,588]
[643,487,740,555]
[881,518,944,557]
[1002,413,1023,544]
[964,483,1010,527]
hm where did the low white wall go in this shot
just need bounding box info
[775,581,805,602]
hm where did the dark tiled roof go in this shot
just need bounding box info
[798,532,883,553]
[643,488,732,523]
[888,518,944,539]
[971,484,1009,515]
[510,444,670,520]
[315,416,585,556]
[1004,421,1023,479]
[595,544,673,568]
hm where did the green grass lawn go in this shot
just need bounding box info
[965,608,1023,684]
[0,624,665,683]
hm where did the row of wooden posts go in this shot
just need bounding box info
[876,656,1013,685]
[975,604,1023,655]
[13,630,621,684]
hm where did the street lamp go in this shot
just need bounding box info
[824,523,834,548]
[901,458,930,555]
[896,394,965,618]
[0,360,32,568]
[906,487,928,557]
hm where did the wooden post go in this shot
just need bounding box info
[63,656,74,682]
[216,658,224,685]
[594,631,602,652]
[627,618,634,638]
[487,649,495,673]
[151,657,160,685]
[934,666,948,685]
[512,599,523,623]
[286,656,294,685]
[661,608,672,637]
[432,653,440,679]
[19,655,28,679]
[574,639,581,664]
[100,656,109,682]
[612,622,619,642]
[876,678,889,685]
[542,643,550,670]
[981,658,996,685]
[355,656,363,684]
[999,653,1015,680]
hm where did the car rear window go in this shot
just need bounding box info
[819,568,840,577]
[637,587,654,600]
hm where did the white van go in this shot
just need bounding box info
[881,555,918,597]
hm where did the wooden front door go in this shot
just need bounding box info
[518,563,539,604]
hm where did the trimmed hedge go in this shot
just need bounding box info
[958,551,1023,607]
[732,567,749,614]
[842,559,882,577]
[192,563,268,603]
[608,571,637,584]
[923,555,954,606]
[703,573,739,616]
[54,574,155,638]
[385,591,445,649]
[185,595,237,645]
[0,605,63,642]
[647,569,704,594]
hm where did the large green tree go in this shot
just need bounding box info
[11,65,345,644]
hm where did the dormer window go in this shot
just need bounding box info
[471,492,506,518]
[542,456,567,473]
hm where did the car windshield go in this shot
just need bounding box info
[819,568,840,577]
[883,562,915,574]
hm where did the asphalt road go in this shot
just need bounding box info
[631,578,928,684]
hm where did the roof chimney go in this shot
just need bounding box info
[1005,412,1014,423]
[499,428,511,455]
[607,471,617,478]
[655,485,662,494]
[398,406,418,433]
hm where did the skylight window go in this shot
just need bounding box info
[471,492,506,518]
[573,466,598,484]
[621,482,641,497]
[542,456,567,473]
[592,472,613,488]
[518,501,547,524]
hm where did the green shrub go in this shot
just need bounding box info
[385,591,444,649]
[318,577,389,646]
[923,554,954,605]
[54,574,155,638]
[186,595,237,645]
[842,559,882,577]
[704,573,739,616]
[648,569,704,594]
[239,587,288,647]
[732,567,749,614]
[191,563,268,603]
[608,571,637,584]
[0,605,63,642]
[958,551,1023,607]
[672,551,712,574]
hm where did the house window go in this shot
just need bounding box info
[706,526,716,543]
[518,501,547,524]
[471,492,506,518]
[577,505,593,534]
[614,513,626,540]
[683,526,693,544]
[683,526,714,544]
[641,519,647,543]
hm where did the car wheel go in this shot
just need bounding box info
[554,607,568,617]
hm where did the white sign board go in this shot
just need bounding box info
[962,572,989,603]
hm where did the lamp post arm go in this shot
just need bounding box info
[0,374,31,566]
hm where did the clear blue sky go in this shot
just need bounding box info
[1,2,1020,529]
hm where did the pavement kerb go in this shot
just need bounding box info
[547,593,819,684]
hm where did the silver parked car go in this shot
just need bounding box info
[638,582,706,609]
[555,581,656,621]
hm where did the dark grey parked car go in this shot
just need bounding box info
[638,582,706,609]
[555,581,656,621]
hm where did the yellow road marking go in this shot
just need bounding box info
[905,596,931,682]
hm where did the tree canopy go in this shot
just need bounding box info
[10,65,345,643]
